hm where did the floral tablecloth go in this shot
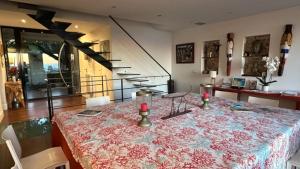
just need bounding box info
[53,93,300,169]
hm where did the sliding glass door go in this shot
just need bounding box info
[1,27,80,100]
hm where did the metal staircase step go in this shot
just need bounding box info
[133,83,157,88]
[95,52,111,54]
[74,42,98,48]
[117,73,141,76]
[112,66,132,69]
[105,59,122,62]
[125,78,149,82]
[63,32,86,40]
[35,10,56,21]
[141,89,164,95]
[53,21,72,30]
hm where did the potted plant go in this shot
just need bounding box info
[8,66,18,82]
[256,56,280,92]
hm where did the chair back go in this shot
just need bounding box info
[2,125,23,169]
[86,96,110,108]
[131,92,136,100]
[248,96,279,107]
[215,91,238,101]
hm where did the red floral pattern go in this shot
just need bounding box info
[53,94,300,169]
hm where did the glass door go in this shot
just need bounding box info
[1,27,80,100]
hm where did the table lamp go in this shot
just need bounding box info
[210,71,217,85]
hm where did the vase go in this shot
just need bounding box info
[12,76,16,83]
[12,97,19,109]
[262,85,269,92]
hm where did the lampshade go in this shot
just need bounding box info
[209,71,217,78]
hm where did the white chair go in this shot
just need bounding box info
[131,92,136,100]
[215,91,238,101]
[1,125,70,169]
[287,150,300,169]
[248,96,279,107]
[86,96,110,108]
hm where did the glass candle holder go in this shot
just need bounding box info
[136,90,152,112]
[200,84,213,98]
[136,90,152,127]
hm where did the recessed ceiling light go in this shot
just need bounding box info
[74,25,79,29]
[21,19,26,23]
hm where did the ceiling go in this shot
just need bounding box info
[8,0,300,31]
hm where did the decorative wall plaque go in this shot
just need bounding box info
[203,40,220,74]
[278,24,293,76]
[176,43,194,64]
[242,34,270,76]
[226,33,234,76]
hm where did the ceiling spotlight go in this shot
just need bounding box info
[74,25,79,29]
[21,19,26,23]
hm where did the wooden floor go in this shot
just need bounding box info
[3,95,86,123]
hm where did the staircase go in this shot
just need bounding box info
[25,8,172,100]
[27,9,112,70]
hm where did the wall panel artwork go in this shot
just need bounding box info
[226,33,234,76]
[176,43,194,64]
[203,40,220,74]
[278,24,293,76]
[242,34,270,76]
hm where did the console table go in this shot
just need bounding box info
[5,81,25,109]
[213,86,300,110]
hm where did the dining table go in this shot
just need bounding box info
[52,93,300,169]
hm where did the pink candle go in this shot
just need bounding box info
[203,92,209,99]
[140,103,148,111]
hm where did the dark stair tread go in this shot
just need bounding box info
[63,32,86,40]
[126,78,149,82]
[74,42,98,48]
[133,83,157,88]
[117,73,141,76]
[53,21,72,30]
[105,59,122,62]
[112,66,132,69]
[95,52,111,54]
[35,10,56,21]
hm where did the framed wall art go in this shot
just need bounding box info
[176,43,194,64]
[242,34,270,76]
[202,40,220,74]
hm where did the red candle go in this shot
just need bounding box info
[203,92,209,99]
[140,103,148,111]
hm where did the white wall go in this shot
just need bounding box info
[0,29,7,121]
[173,6,300,92]
[111,19,172,100]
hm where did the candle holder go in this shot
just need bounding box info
[136,90,153,127]
[202,97,210,110]
[138,109,152,127]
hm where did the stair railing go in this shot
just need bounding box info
[108,16,171,81]
[46,74,169,118]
